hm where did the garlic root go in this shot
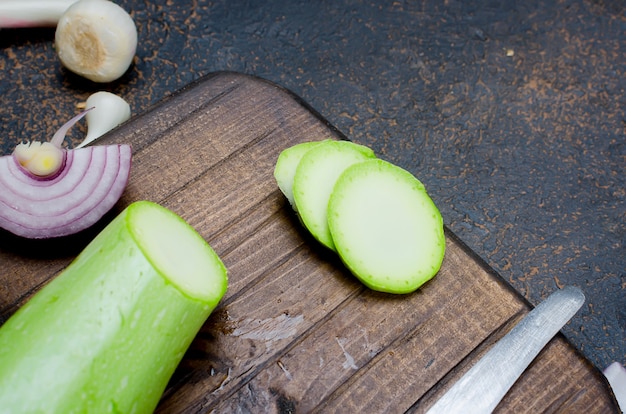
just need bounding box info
[55,0,138,83]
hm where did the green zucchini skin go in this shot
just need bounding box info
[0,201,227,414]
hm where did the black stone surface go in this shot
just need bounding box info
[0,0,624,370]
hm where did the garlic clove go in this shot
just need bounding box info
[55,0,137,83]
[76,91,131,148]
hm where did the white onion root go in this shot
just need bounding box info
[55,0,138,83]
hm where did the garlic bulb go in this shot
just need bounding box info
[76,91,131,148]
[55,0,137,83]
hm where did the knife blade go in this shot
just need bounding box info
[425,286,585,414]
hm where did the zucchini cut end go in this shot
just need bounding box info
[328,159,445,294]
[126,201,228,304]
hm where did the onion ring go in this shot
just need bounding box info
[0,144,132,238]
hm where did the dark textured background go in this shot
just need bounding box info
[1,0,624,371]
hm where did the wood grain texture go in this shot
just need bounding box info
[0,72,618,412]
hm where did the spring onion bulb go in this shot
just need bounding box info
[1,0,138,83]
[55,0,138,83]
[76,91,131,148]
[0,108,132,239]
[0,201,228,413]
[0,0,79,28]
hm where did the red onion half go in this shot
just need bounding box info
[0,144,131,238]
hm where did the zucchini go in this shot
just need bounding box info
[328,159,445,293]
[292,140,376,251]
[275,140,445,294]
[0,201,227,413]
[273,140,326,210]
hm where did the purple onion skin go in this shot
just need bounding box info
[0,144,132,239]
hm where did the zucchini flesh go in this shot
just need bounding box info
[273,140,326,210]
[292,140,375,251]
[328,159,445,294]
[0,201,227,413]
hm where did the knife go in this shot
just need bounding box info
[425,286,585,414]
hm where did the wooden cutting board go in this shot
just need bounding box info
[0,72,618,413]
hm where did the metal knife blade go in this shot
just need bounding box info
[425,286,585,414]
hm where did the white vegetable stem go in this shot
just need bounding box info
[55,0,138,82]
[76,91,131,148]
[0,201,228,413]
[0,0,79,28]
